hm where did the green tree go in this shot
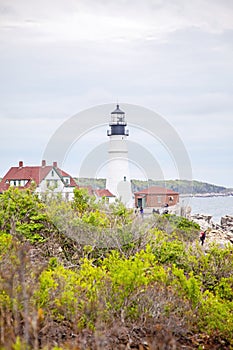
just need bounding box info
[72,188,96,216]
[82,210,110,228]
[109,200,133,226]
[0,187,48,242]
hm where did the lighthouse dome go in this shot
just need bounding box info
[111,104,125,115]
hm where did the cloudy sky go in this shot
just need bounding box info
[0,0,233,187]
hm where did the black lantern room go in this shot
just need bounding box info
[107,104,129,136]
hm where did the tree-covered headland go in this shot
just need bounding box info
[76,177,232,195]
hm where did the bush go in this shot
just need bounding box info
[1,194,233,349]
[0,187,49,242]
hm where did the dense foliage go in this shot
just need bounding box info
[0,187,49,242]
[0,187,233,349]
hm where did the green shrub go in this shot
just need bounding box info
[0,187,48,242]
[166,214,200,241]
[0,231,12,257]
[82,210,110,228]
[199,291,233,343]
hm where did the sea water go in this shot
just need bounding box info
[182,196,233,224]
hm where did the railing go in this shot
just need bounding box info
[107,130,129,136]
[109,121,127,126]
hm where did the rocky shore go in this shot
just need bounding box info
[144,205,233,248]
[191,214,233,247]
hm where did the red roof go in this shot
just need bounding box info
[95,189,115,197]
[134,186,178,196]
[58,169,78,187]
[0,162,78,192]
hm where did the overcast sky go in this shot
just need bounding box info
[0,0,233,187]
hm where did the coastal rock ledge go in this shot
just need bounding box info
[191,214,233,247]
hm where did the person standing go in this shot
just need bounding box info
[140,206,144,218]
[200,231,206,245]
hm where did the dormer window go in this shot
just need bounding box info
[63,177,70,185]
[51,170,54,177]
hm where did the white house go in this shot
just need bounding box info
[94,189,116,204]
[0,160,78,200]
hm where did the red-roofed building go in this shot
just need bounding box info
[94,189,116,203]
[134,186,179,208]
[0,160,78,200]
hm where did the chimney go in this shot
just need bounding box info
[53,161,57,168]
[19,161,23,168]
[42,160,46,167]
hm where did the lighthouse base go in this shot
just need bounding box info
[106,158,133,207]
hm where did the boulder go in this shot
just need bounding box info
[191,214,213,231]
[220,215,233,229]
[204,228,233,248]
[192,214,212,223]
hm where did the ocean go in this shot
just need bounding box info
[182,196,233,224]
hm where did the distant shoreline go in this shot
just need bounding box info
[180,193,233,198]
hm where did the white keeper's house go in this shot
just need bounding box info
[0,160,78,200]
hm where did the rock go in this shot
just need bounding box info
[192,214,212,222]
[191,213,233,248]
[221,215,233,224]
[204,228,233,248]
[220,215,233,231]
[191,214,213,231]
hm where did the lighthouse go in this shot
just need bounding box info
[106,104,133,206]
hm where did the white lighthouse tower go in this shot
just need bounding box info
[106,104,133,206]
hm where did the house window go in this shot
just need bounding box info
[64,177,70,185]
[157,196,162,203]
[14,181,17,186]
[51,170,54,177]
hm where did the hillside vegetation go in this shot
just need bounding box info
[132,179,229,194]
[75,177,106,189]
[75,177,230,194]
[0,187,233,349]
